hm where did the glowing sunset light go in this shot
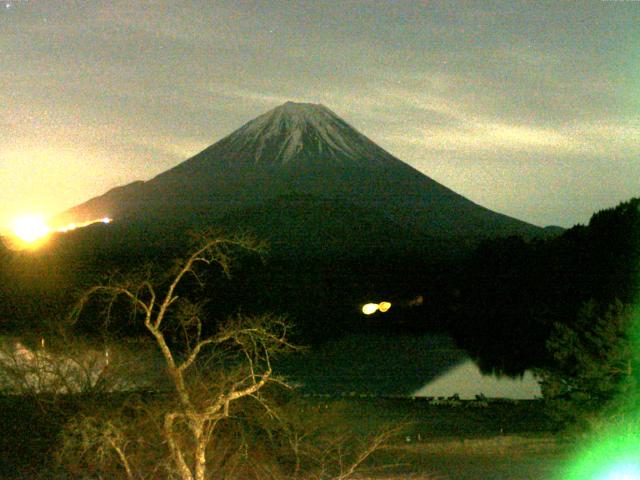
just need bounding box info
[55,217,111,232]
[10,214,50,244]
[57,223,77,233]
[7,215,113,249]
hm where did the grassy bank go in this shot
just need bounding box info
[0,394,559,479]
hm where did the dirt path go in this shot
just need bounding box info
[365,435,570,480]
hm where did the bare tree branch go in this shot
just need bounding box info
[65,233,292,480]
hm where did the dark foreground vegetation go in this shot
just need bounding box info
[451,197,640,375]
[0,198,639,477]
[0,236,406,480]
[2,198,638,376]
[0,393,558,479]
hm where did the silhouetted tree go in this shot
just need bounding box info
[66,234,299,480]
[452,198,640,375]
[537,300,640,431]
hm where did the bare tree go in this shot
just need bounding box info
[56,234,403,480]
[70,234,296,480]
[274,399,407,480]
[0,330,160,402]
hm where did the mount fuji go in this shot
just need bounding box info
[55,102,544,255]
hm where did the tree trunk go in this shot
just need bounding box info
[193,421,208,480]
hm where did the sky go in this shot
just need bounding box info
[1,0,638,231]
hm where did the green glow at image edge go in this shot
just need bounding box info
[560,430,640,479]
[560,301,640,480]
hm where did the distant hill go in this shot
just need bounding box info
[446,197,640,374]
[542,225,565,236]
[55,101,546,255]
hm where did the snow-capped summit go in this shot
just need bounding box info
[177,101,400,169]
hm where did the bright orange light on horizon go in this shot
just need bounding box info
[56,217,112,233]
[6,215,112,249]
[10,214,50,245]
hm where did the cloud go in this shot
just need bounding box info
[131,135,210,161]
[205,86,295,108]
[380,116,639,158]
[575,120,640,154]
[302,79,637,159]
[305,83,576,154]
[382,122,574,154]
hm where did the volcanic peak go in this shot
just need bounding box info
[57,101,544,241]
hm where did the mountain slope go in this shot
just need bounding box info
[56,101,543,241]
